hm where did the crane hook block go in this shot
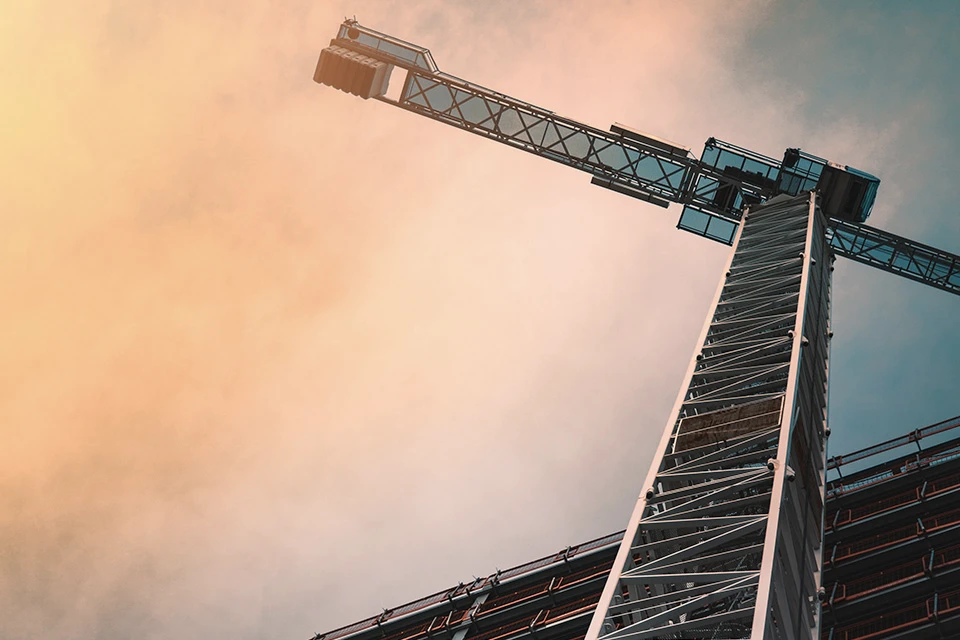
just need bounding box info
[314,44,393,99]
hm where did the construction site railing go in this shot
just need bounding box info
[825,600,931,640]
[827,415,960,472]
[830,558,925,604]
[829,507,960,565]
[825,587,960,640]
[830,541,960,606]
[467,591,601,640]
[314,531,624,640]
[827,486,921,530]
[475,564,608,617]
[826,470,960,530]
[826,415,960,499]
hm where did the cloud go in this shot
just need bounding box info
[1,1,916,638]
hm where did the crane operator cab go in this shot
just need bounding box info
[777,148,879,223]
[678,139,880,244]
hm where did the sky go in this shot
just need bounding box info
[2,1,959,638]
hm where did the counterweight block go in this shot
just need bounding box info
[314,44,393,99]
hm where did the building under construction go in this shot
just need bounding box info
[313,416,960,640]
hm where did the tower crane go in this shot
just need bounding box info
[313,19,960,640]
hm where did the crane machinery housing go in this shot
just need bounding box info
[313,18,960,640]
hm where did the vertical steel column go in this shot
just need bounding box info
[586,192,831,640]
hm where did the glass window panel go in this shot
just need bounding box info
[378,39,418,63]
[542,123,562,149]
[598,145,630,171]
[356,33,380,49]
[679,207,710,234]
[742,159,776,179]
[869,245,894,262]
[498,108,523,136]
[519,111,542,128]
[525,119,548,146]
[743,158,767,176]
[406,92,428,108]
[839,230,857,249]
[860,182,879,220]
[555,124,577,141]
[701,147,720,167]
[458,97,492,126]
[930,263,950,279]
[404,76,434,98]
[423,84,453,113]
[563,132,590,159]
[719,150,745,170]
[906,257,926,276]
[640,160,684,189]
[403,77,431,105]
[706,217,737,244]
[634,157,666,183]
[779,174,800,195]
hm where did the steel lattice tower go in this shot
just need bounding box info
[587,193,829,639]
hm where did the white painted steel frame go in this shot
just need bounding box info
[586,193,831,640]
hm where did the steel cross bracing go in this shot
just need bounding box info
[827,219,960,294]
[396,71,694,209]
[582,193,830,640]
[315,20,960,296]
[392,70,960,295]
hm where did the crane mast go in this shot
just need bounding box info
[583,192,831,639]
[313,19,960,640]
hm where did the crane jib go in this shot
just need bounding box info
[397,70,694,203]
[314,19,960,298]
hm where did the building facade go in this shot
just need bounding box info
[311,416,960,640]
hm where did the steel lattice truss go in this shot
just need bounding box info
[314,19,960,297]
[393,69,960,296]
[398,71,693,208]
[396,71,798,230]
[828,219,960,294]
[586,194,830,640]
